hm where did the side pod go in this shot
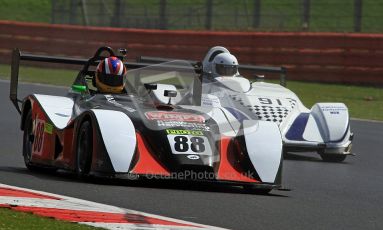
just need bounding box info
[241,120,283,183]
[310,103,350,142]
[91,109,137,173]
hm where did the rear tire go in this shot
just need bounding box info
[23,110,57,172]
[320,154,347,162]
[76,121,93,178]
[22,110,40,171]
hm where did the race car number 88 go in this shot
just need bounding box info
[174,136,205,153]
[168,135,211,155]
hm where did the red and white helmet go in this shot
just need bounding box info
[95,56,126,93]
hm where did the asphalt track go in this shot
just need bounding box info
[0,80,382,230]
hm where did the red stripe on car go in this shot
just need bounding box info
[131,133,171,176]
[217,136,259,183]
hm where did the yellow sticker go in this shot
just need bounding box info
[44,123,53,134]
[166,129,203,136]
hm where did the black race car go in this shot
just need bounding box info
[10,47,283,193]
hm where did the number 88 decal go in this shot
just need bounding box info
[168,135,211,155]
[174,136,205,153]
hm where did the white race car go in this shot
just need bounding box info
[201,47,353,162]
[139,47,354,162]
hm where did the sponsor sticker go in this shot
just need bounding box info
[201,94,221,107]
[44,123,53,134]
[166,129,204,136]
[145,111,205,123]
[157,121,210,131]
[321,105,347,115]
[321,106,347,112]
[187,155,200,160]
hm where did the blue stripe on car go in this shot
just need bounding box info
[285,113,310,141]
[224,107,249,122]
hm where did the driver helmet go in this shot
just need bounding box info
[212,53,239,77]
[95,56,126,93]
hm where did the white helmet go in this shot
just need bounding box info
[212,53,239,77]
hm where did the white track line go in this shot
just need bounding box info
[0,183,226,230]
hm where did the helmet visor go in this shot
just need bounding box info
[98,73,124,87]
[216,64,238,76]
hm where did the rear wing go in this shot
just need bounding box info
[10,48,87,114]
[10,48,150,114]
[137,56,287,87]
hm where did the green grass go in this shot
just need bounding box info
[0,0,51,23]
[0,64,382,121]
[287,81,383,121]
[0,208,100,230]
[0,64,77,87]
[0,0,383,32]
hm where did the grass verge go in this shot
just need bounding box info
[1,0,383,32]
[0,208,100,230]
[0,64,382,121]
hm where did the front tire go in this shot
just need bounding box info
[320,154,347,162]
[243,185,272,195]
[76,121,93,177]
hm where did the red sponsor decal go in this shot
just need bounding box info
[145,111,205,123]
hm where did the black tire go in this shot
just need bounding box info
[76,121,93,177]
[23,110,57,172]
[243,185,272,195]
[320,154,347,162]
[22,110,40,170]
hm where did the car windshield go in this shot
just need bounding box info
[121,60,264,136]
[124,60,200,106]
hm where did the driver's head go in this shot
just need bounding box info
[212,53,239,77]
[95,56,126,93]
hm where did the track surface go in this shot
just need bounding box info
[1,81,382,230]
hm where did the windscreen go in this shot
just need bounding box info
[124,60,198,105]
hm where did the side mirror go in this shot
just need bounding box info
[118,48,128,61]
[119,48,128,56]
[164,90,177,98]
[144,83,158,90]
[164,90,177,105]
